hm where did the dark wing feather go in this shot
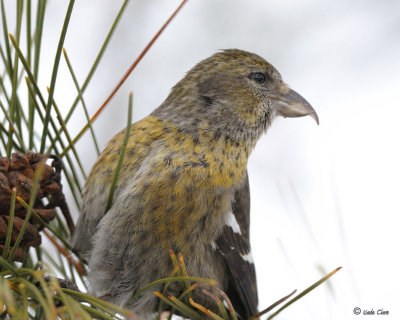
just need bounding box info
[216,171,258,319]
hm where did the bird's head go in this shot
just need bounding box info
[153,49,318,148]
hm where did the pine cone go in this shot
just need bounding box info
[0,152,72,262]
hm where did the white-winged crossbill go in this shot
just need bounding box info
[72,49,318,319]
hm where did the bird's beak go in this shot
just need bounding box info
[272,85,319,125]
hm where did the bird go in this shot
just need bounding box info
[72,49,318,319]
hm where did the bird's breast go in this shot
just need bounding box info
[87,116,249,254]
[133,117,249,253]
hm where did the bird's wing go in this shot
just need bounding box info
[215,171,258,318]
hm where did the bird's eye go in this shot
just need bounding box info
[251,72,267,84]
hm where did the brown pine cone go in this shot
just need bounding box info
[0,152,73,262]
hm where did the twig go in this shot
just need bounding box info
[64,0,188,156]
[90,0,188,124]
[43,229,85,276]
[251,289,297,319]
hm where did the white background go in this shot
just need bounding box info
[6,0,400,319]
